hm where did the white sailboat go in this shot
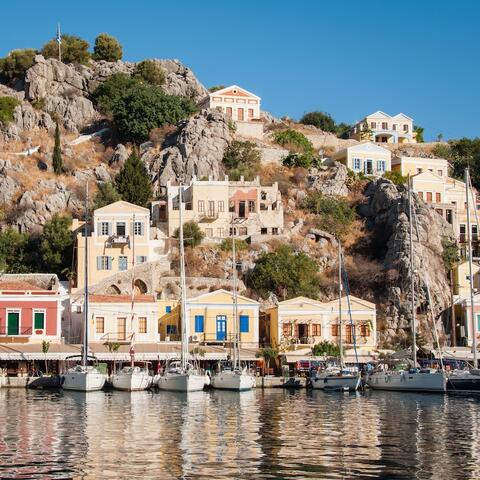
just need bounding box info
[157,184,206,392]
[211,223,255,391]
[447,167,480,393]
[63,184,105,392]
[112,214,153,391]
[367,176,446,393]
[312,242,361,391]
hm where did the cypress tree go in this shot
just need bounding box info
[52,122,63,174]
[115,151,152,207]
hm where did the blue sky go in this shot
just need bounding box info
[1,0,479,140]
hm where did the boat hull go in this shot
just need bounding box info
[112,371,152,391]
[211,371,256,391]
[156,373,205,392]
[312,374,360,391]
[447,372,480,393]
[62,371,106,392]
[367,372,446,392]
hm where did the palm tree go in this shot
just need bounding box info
[42,340,50,375]
[257,346,279,376]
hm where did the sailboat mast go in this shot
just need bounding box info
[130,213,136,366]
[82,182,89,368]
[338,241,344,368]
[232,223,239,370]
[179,185,188,370]
[408,175,417,367]
[465,168,478,366]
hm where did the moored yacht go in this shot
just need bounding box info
[63,184,105,392]
[112,365,153,391]
[312,366,361,391]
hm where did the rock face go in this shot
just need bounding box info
[359,178,455,344]
[308,161,349,196]
[143,109,232,190]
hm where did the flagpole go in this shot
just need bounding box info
[57,24,62,62]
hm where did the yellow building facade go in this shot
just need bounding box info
[73,201,167,290]
[332,142,391,176]
[264,295,377,349]
[159,289,259,348]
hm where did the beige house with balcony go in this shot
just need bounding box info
[350,111,416,144]
[153,176,284,241]
[73,201,167,290]
[332,142,391,176]
[209,85,263,139]
[263,295,377,349]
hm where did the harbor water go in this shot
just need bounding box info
[0,388,479,479]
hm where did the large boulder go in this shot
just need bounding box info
[359,178,456,344]
[308,161,349,196]
[143,109,232,190]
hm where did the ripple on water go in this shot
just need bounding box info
[0,388,479,479]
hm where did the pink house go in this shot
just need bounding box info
[0,275,67,343]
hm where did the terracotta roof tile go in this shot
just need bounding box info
[0,281,50,291]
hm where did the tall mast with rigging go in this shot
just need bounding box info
[338,241,344,368]
[178,184,189,371]
[465,168,478,367]
[408,175,417,367]
[231,223,239,370]
[82,183,89,368]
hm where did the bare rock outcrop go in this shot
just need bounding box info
[308,161,349,196]
[359,178,455,344]
[143,109,232,191]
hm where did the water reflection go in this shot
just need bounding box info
[0,388,479,479]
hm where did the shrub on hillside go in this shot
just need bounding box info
[273,129,314,154]
[282,152,316,169]
[220,238,248,252]
[208,85,225,92]
[41,214,73,277]
[222,140,261,180]
[446,138,480,188]
[41,34,90,64]
[300,111,336,133]
[0,96,20,125]
[302,192,356,239]
[248,245,319,300]
[93,182,121,210]
[133,60,165,86]
[92,74,196,143]
[383,170,407,186]
[0,49,36,82]
[432,143,452,159]
[93,33,123,62]
[174,221,204,248]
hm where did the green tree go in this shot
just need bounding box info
[41,214,73,277]
[360,119,373,141]
[273,129,318,168]
[115,152,152,207]
[300,111,336,132]
[447,138,480,189]
[0,229,34,273]
[0,96,20,125]
[312,340,342,357]
[52,122,63,174]
[42,340,50,375]
[0,49,36,82]
[442,238,459,272]
[335,122,352,139]
[41,34,90,64]
[93,33,123,62]
[256,346,279,375]
[432,143,452,159]
[174,221,204,248]
[93,74,196,143]
[413,125,424,143]
[222,140,261,180]
[93,182,121,209]
[249,245,319,300]
[301,192,356,239]
[133,60,165,86]
[208,85,225,92]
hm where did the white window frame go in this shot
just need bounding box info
[136,255,147,264]
[118,256,128,271]
[353,158,362,171]
[134,221,144,236]
[99,222,111,236]
[116,222,126,236]
[97,256,112,270]
[376,160,386,173]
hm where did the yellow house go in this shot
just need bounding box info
[162,289,260,348]
[350,111,416,144]
[453,260,480,298]
[332,142,391,176]
[73,201,167,290]
[392,156,449,178]
[264,295,377,349]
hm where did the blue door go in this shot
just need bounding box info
[216,315,227,341]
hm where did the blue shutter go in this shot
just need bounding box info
[240,315,249,333]
[166,306,171,313]
[96,256,102,270]
[195,315,204,333]
[107,257,112,270]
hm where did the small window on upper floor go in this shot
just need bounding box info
[438,170,443,176]
[261,191,267,200]
[134,221,144,236]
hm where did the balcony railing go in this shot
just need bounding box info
[100,332,134,344]
[459,234,479,243]
[108,235,130,246]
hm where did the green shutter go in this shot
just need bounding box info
[7,312,19,335]
[34,312,45,330]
